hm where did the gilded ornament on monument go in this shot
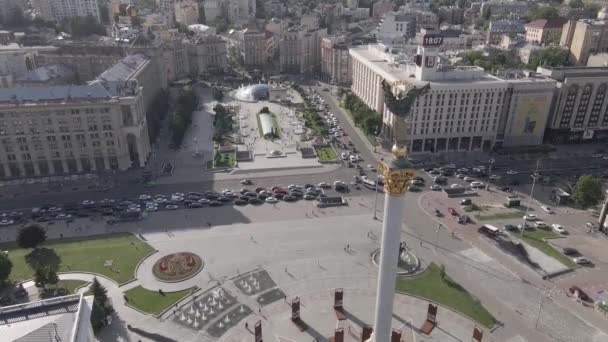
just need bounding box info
[378,143,416,196]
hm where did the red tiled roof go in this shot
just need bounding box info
[525,18,567,29]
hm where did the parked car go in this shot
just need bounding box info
[506,170,518,175]
[430,185,442,191]
[447,207,458,216]
[240,179,253,185]
[504,224,519,231]
[523,214,537,221]
[534,221,548,229]
[408,186,421,192]
[460,199,472,205]
[165,204,179,210]
[265,197,278,203]
[464,177,474,182]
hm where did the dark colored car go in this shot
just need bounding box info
[209,201,222,207]
[249,198,263,205]
[234,199,248,206]
[504,224,518,231]
[283,195,297,202]
[274,193,285,200]
[562,247,579,256]
[188,203,203,208]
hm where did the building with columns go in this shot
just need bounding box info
[321,36,352,85]
[350,42,555,154]
[0,78,151,179]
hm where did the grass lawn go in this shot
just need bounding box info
[302,110,326,135]
[315,145,337,161]
[521,230,577,268]
[124,286,194,316]
[474,211,523,221]
[58,280,89,294]
[395,263,497,328]
[0,233,154,284]
[214,151,235,168]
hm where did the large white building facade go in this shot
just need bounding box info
[0,78,151,179]
[350,40,555,155]
[538,66,608,144]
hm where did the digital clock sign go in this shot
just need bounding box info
[422,34,443,47]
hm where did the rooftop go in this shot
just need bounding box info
[0,83,113,104]
[96,53,149,82]
[0,294,93,342]
[525,18,568,29]
[17,64,74,83]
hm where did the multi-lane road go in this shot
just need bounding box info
[1,84,606,213]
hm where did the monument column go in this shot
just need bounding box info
[371,144,415,342]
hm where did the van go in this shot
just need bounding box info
[478,224,501,237]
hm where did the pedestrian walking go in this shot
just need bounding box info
[346,243,350,251]
[245,322,248,329]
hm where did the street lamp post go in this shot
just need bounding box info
[485,158,495,191]
[435,223,443,246]
[373,177,379,220]
[521,160,541,236]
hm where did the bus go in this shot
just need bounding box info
[478,224,501,237]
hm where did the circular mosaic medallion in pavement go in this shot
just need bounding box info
[152,252,204,283]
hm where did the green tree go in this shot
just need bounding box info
[527,47,569,69]
[569,0,584,8]
[213,17,230,34]
[170,115,187,146]
[46,269,59,288]
[34,267,48,288]
[99,3,111,24]
[527,7,560,20]
[0,252,13,285]
[90,300,107,334]
[90,277,113,314]
[574,175,603,208]
[6,6,31,28]
[60,15,106,38]
[17,224,47,249]
[213,87,224,101]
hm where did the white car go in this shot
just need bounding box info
[552,224,567,234]
[523,214,537,221]
[464,177,474,182]
[350,155,357,163]
[456,174,466,179]
[165,204,179,210]
[265,197,278,203]
[574,256,592,265]
[430,185,442,191]
[470,181,485,188]
[506,170,518,175]
[138,194,152,200]
[340,152,348,160]
[541,205,554,214]
[318,182,331,188]
[367,165,377,171]
[534,221,548,229]
[0,219,14,226]
[450,184,463,189]
[170,195,184,202]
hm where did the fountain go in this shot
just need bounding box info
[218,301,223,310]
[197,300,203,308]
[240,280,246,286]
[224,315,231,324]
[195,309,201,318]
[218,321,224,329]
[189,306,194,314]
[193,319,200,329]
[187,317,193,325]
[202,313,207,321]
[180,312,187,321]
[203,303,209,312]
[249,275,254,282]
[209,308,215,315]
[239,305,245,313]
[244,283,251,293]
[210,297,217,306]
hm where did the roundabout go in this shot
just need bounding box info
[152,252,204,283]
